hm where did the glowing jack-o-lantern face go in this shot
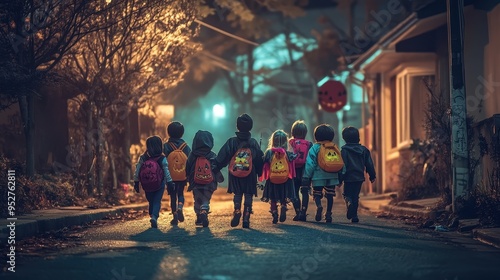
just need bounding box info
[326,151,340,162]
[318,80,347,113]
[196,162,211,180]
[273,159,286,173]
[171,155,186,173]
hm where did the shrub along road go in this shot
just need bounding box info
[2,193,500,280]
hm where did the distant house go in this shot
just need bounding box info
[336,0,500,193]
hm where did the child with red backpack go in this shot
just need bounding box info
[260,130,297,224]
[186,130,222,227]
[289,120,313,221]
[133,136,175,228]
[163,121,191,225]
[301,124,344,223]
[213,114,264,229]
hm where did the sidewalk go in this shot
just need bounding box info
[1,188,233,241]
[359,193,500,249]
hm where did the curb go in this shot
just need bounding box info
[1,203,148,241]
[473,228,500,249]
[380,204,435,219]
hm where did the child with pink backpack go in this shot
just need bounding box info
[289,120,313,221]
[133,136,175,228]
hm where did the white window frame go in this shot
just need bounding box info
[387,61,435,156]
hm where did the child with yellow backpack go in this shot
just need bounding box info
[302,124,344,223]
[260,130,297,224]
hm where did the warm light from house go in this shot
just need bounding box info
[156,105,175,121]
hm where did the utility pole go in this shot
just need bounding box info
[446,0,469,213]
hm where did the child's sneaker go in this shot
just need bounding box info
[271,210,278,224]
[315,206,323,222]
[351,216,359,223]
[230,209,242,227]
[298,209,307,221]
[293,209,300,221]
[170,212,178,226]
[200,210,209,227]
[177,205,185,222]
[279,206,287,222]
[150,216,158,228]
[242,207,251,228]
[325,212,332,223]
[195,214,202,226]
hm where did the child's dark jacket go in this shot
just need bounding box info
[186,131,217,192]
[214,131,264,196]
[340,143,376,182]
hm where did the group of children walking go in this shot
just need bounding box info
[133,113,376,229]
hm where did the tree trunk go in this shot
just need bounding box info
[95,106,104,196]
[123,113,131,184]
[245,45,255,115]
[86,101,95,196]
[19,94,35,177]
[105,140,118,193]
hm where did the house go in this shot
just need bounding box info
[335,0,500,193]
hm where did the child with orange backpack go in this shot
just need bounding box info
[163,121,191,225]
[213,114,264,228]
[186,130,222,227]
[133,136,175,228]
[289,120,313,221]
[260,130,297,224]
[302,124,344,223]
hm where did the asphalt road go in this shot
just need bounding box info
[3,193,500,280]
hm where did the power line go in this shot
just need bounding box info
[194,19,259,46]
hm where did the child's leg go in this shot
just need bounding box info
[231,193,243,227]
[146,187,164,227]
[292,176,301,217]
[193,189,202,225]
[344,181,363,221]
[242,193,254,228]
[199,188,213,227]
[176,183,186,222]
[324,186,335,223]
[144,191,154,217]
[313,186,323,221]
[324,186,335,213]
[300,186,310,210]
[270,200,278,224]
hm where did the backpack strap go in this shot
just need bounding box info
[169,142,187,151]
[178,142,187,151]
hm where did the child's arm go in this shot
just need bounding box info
[161,157,173,184]
[214,139,232,172]
[301,145,317,186]
[254,145,264,177]
[133,156,144,182]
[364,147,376,182]
[186,154,195,188]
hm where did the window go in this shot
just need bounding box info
[389,65,435,150]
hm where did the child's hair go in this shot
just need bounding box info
[146,135,163,157]
[342,126,360,143]
[314,124,335,142]
[268,130,288,150]
[167,121,184,139]
[291,120,307,139]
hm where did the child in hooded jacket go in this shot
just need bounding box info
[302,124,343,223]
[289,120,313,221]
[340,126,376,223]
[186,130,223,227]
[260,130,297,224]
[133,136,175,228]
[163,121,192,225]
[214,114,264,229]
